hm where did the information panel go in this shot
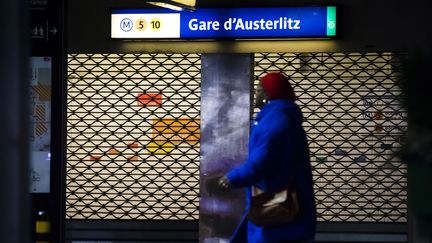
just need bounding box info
[111,7,337,39]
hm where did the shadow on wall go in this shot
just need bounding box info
[398,49,432,241]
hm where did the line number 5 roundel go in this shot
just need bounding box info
[136,18,147,31]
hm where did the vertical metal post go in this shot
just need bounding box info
[0,0,30,242]
[200,53,252,242]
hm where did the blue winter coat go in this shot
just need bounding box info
[226,99,316,243]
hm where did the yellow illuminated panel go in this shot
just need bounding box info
[152,118,200,145]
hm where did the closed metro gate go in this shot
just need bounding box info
[66,52,407,242]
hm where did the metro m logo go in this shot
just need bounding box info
[120,18,133,32]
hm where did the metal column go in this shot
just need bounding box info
[200,53,252,242]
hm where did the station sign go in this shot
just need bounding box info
[111,6,337,39]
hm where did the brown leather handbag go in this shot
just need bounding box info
[247,183,300,227]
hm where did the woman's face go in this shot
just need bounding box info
[255,82,268,110]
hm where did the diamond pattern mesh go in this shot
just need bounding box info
[67,53,201,219]
[254,52,407,222]
[66,52,407,223]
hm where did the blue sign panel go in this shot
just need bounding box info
[111,7,337,39]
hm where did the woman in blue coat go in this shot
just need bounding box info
[218,72,316,243]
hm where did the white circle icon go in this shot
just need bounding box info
[120,18,133,32]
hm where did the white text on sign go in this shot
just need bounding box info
[188,17,301,31]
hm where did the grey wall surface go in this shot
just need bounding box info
[200,54,252,242]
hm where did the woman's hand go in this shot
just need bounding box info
[217,176,231,190]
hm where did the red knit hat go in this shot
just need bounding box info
[260,72,296,100]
